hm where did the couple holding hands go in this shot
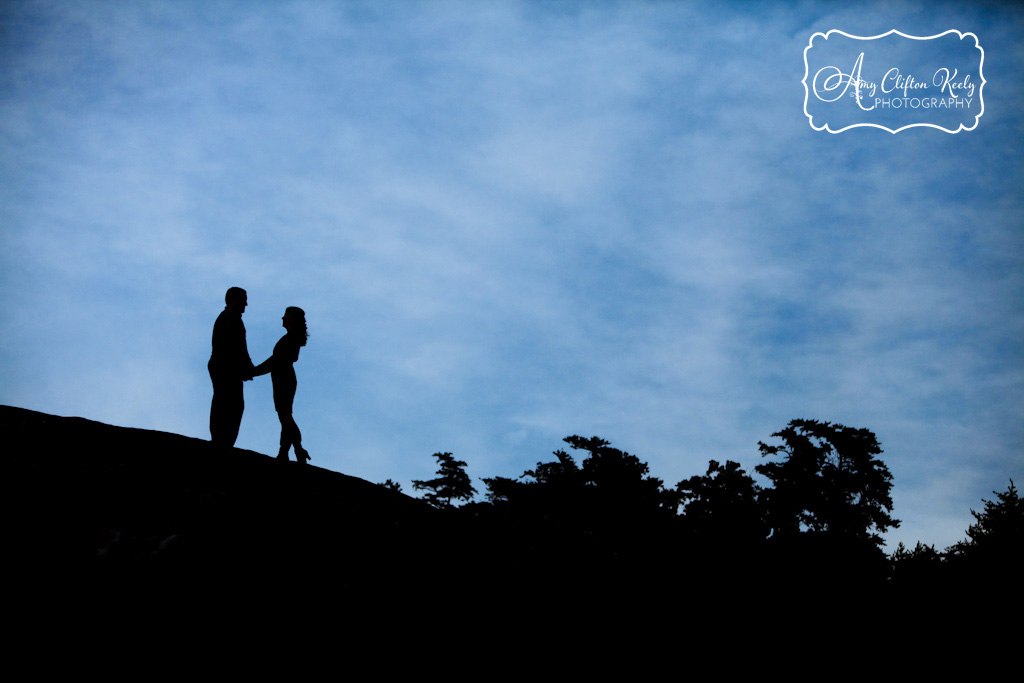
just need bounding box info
[208,286,310,464]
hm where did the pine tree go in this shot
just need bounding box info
[412,452,476,508]
[947,479,1022,564]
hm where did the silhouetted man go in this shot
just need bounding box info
[208,287,255,447]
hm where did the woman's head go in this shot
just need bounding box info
[283,306,309,346]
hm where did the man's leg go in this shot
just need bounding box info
[211,377,244,447]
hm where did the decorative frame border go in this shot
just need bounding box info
[802,29,985,134]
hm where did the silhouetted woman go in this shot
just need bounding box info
[254,306,310,464]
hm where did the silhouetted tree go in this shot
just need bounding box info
[525,447,586,489]
[676,459,767,543]
[567,436,667,506]
[481,436,675,569]
[889,480,1021,594]
[946,479,1022,566]
[889,541,945,588]
[483,448,585,503]
[891,540,942,564]
[527,436,677,524]
[380,479,403,493]
[756,419,899,547]
[480,446,588,553]
[484,437,666,509]
[412,452,476,508]
[480,475,521,504]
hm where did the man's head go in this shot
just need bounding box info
[225,287,248,313]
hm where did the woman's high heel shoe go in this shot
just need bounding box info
[295,446,310,465]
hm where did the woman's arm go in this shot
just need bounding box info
[252,355,273,377]
[252,335,299,377]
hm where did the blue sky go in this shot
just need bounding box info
[1,0,1021,551]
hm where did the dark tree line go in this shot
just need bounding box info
[407,419,1020,591]
[890,479,1021,590]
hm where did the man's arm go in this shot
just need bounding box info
[238,319,254,378]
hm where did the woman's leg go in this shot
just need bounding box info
[290,416,309,464]
[278,410,299,458]
[274,380,295,459]
[274,381,307,463]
